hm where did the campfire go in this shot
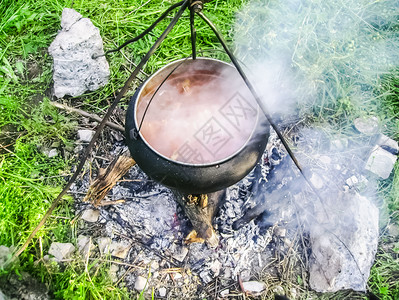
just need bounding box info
[26,0,398,298]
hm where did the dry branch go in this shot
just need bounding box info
[50,101,125,133]
[84,150,136,206]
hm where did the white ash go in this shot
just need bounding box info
[69,122,394,294]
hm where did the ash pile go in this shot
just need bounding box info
[71,118,397,298]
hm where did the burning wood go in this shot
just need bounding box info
[84,150,136,206]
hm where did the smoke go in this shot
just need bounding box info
[232,0,399,292]
[233,0,399,117]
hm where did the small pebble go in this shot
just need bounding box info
[78,129,95,142]
[81,209,100,223]
[48,242,75,260]
[158,287,167,297]
[134,276,148,292]
[242,281,266,295]
[109,241,131,259]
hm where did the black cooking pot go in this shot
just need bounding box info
[125,58,269,194]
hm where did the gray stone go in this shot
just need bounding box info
[81,208,100,222]
[210,260,222,276]
[109,264,119,283]
[134,276,148,292]
[97,237,111,255]
[354,116,379,135]
[240,269,251,281]
[150,260,159,271]
[77,130,96,143]
[345,175,359,187]
[377,134,399,154]
[48,8,109,98]
[61,8,82,31]
[199,270,212,284]
[172,246,189,262]
[158,287,167,297]
[273,285,285,295]
[242,281,266,295]
[43,148,58,158]
[386,223,399,237]
[0,246,13,269]
[365,145,397,179]
[48,242,75,260]
[77,235,94,257]
[309,193,379,292]
[109,240,131,259]
[173,272,182,280]
[0,290,7,300]
[220,289,229,298]
[309,173,324,189]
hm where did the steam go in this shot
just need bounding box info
[234,0,399,117]
[232,0,399,292]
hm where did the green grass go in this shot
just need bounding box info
[0,0,247,298]
[0,0,398,298]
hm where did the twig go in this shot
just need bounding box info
[50,102,125,133]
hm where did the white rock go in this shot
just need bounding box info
[48,149,58,158]
[77,235,94,256]
[81,208,100,222]
[345,175,359,187]
[0,246,12,268]
[199,270,212,284]
[158,287,167,297]
[172,246,188,262]
[377,134,399,154]
[210,260,222,276]
[309,193,379,292]
[309,173,324,189]
[134,276,148,292]
[109,264,119,283]
[173,272,183,280]
[97,237,111,254]
[0,290,7,300]
[48,242,75,260]
[240,269,251,281]
[273,285,284,295]
[48,9,109,98]
[220,289,229,298]
[365,145,397,179]
[109,240,131,259]
[273,227,286,237]
[61,8,82,31]
[150,260,159,271]
[77,130,96,143]
[354,117,379,135]
[242,281,266,295]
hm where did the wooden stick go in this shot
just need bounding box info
[84,150,136,206]
[50,101,125,133]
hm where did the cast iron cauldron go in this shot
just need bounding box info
[125,58,269,194]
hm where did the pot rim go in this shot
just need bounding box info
[133,57,260,167]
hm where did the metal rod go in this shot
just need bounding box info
[190,7,197,59]
[93,1,185,59]
[137,58,189,134]
[196,12,330,215]
[14,0,190,259]
[196,11,303,172]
